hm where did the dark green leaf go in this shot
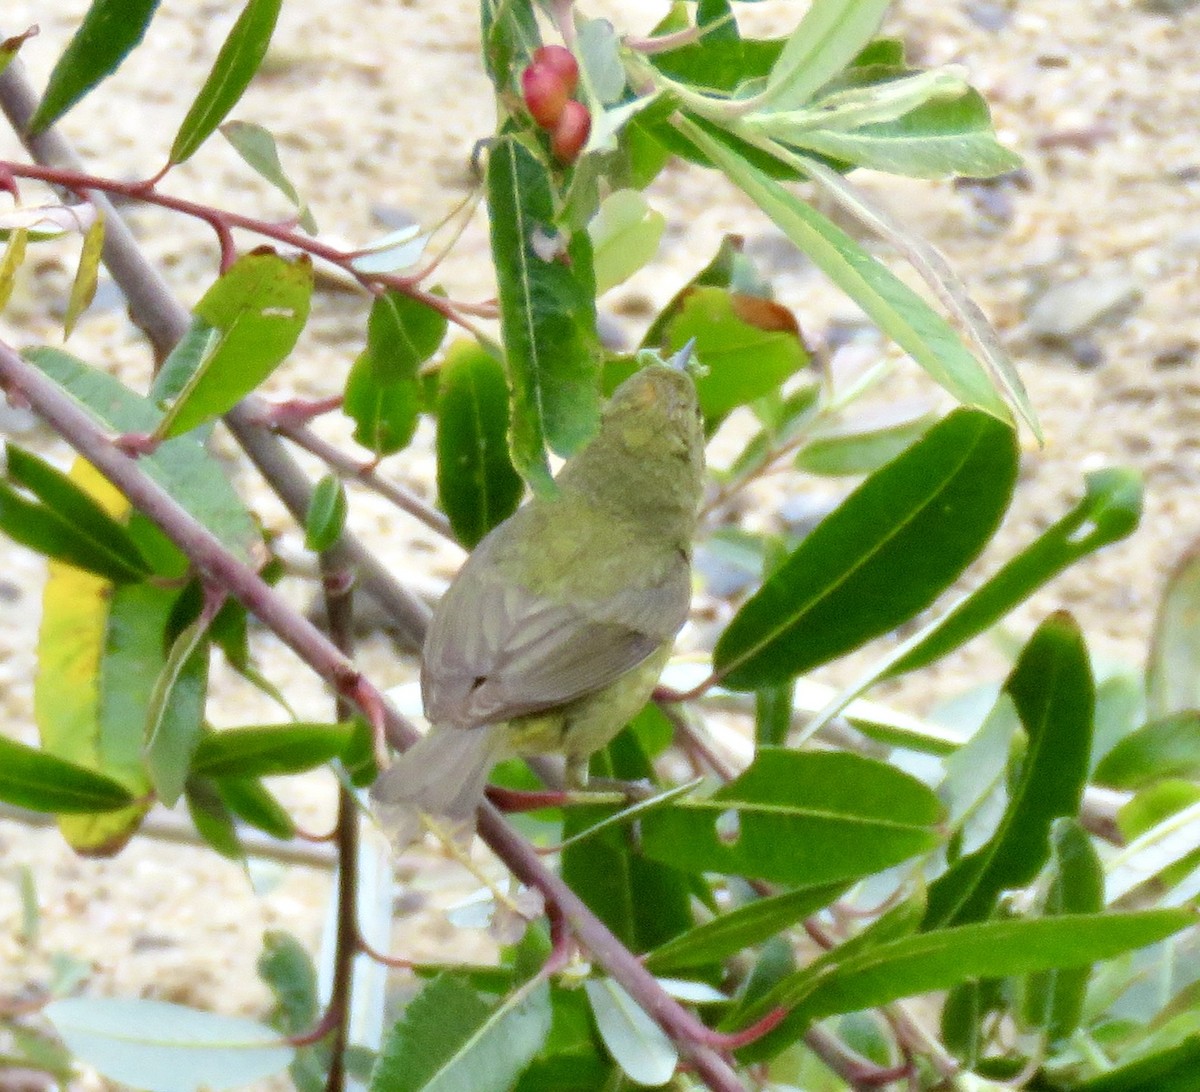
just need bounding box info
[885,468,1142,678]
[1096,712,1200,790]
[369,974,551,1092]
[143,617,210,807]
[640,749,942,886]
[1021,820,1104,1042]
[925,613,1095,928]
[260,929,319,1035]
[304,474,347,553]
[192,722,355,778]
[215,776,294,840]
[681,118,1012,420]
[487,136,600,491]
[436,340,524,548]
[367,289,447,384]
[644,882,846,975]
[479,0,539,84]
[185,776,243,859]
[169,0,284,164]
[156,250,313,438]
[344,350,420,456]
[714,409,1018,690]
[740,911,1194,1061]
[4,444,150,580]
[221,121,317,233]
[29,0,160,132]
[0,735,135,813]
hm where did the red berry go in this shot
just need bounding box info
[532,45,579,97]
[522,63,568,129]
[551,100,591,165]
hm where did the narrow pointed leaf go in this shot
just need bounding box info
[63,214,105,338]
[487,136,600,491]
[369,974,551,1092]
[924,613,1094,928]
[436,340,523,548]
[169,0,283,164]
[143,617,210,806]
[0,227,28,311]
[191,722,355,778]
[714,409,1018,690]
[760,0,892,110]
[0,736,134,813]
[220,120,316,232]
[29,0,160,132]
[644,882,847,975]
[1147,544,1200,719]
[640,749,942,886]
[185,777,244,860]
[156,250,312,438]
[214,776,294,840]
[681,119,1011,422]
[45,997,293,1092]
[740,910,1195,1060]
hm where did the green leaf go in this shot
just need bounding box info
[370,974,552,1092]
[367,289,447,385]
[644,882,846,975]
[640,749,942,886]
[740,911,1195,1061]
[584,979,677,1087]
[29,0,160,132]
[662,287,809,426]
[436,340,524,548]
[143,616,210,807]
[0,227,28,312]
[0,735,135,813]
[344,349,421,457]
[214,776,294,840]
[304,474,347,553]
[156,250,313,438]
[1021,820,1104,1043]
[479,0,539,84]
[259,929,319,1034]
[63,213,105,339]
[1096,713,1200,790]
[589,189,665,294]
[925,613,1095,928]
[2,444,151,582]
[45,997,293,1092]
[220,121,317,233]
[486,136,600,491]
[192,722,355,778]
[780,89,1022,179]
[185,776,244,859]
[169,0,284,164]
[713,409,1017,690]
[679,118,1012,422]
[884,468,1142,679]
[759,0,892,110]
[1147,545,1200,720]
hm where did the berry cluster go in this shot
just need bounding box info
[521,45,590,165]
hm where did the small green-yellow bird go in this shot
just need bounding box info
[372,360,705,843]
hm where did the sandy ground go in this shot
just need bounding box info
[1,0,1199,1085]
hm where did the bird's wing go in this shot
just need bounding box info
[422,540,690,729]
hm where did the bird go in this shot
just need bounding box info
[371,357,706,845]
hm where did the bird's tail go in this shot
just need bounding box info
[370,725,504,848]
